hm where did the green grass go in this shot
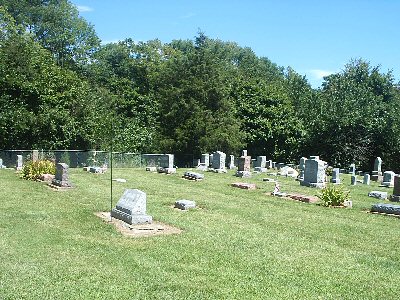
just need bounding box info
[0,168,399,299]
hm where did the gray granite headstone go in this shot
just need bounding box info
[174,199,196,210]
[300,157,326,188]
[111,189,152,224]
[254,156,267,172]
[51,163,71,187]
[351,175,357,185]
[363,174,370,185]
[368,191,387,199]
[212,151,226,173]
[16,155,23,171]
[371,203,400,215]
[371,157,382,181]
[382,171,395,187]
[331,168,341,184]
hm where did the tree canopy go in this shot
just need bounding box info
[1,3,400,171]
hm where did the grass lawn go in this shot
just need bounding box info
[1,167,399,299]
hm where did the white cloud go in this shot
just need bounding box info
[77,5,93,13]
[309,69,335,80]
[180,13,196,19]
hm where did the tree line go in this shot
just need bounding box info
[1,1,400,171]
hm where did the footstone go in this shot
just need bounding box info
[231,182,256,190]
[371,203,400,215]
[111,189,152,224]
[182,171,204,180]
[174,200,196,210]
[368,191,388,200]
[146,166,157,172]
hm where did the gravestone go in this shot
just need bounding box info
[349,164,356,175]
[212,151,227,173]
[174,200,196,210]
[16,155,23,171]
[368,191,387,199]
[300,157,326,188]
[51,163,71,187]
[241,150,248,157]
[381,171,395,187]
[227,155,235,169]
[363,174,370,185]
[331,168,341,184]
[182,171,204,180]
[371,203,400,215]
[236,155,251,178]
[231,182,256,190]
[111,189,152,224]
[32,150,39,162]
[389,175,400,202]
[197,154,209,171]
[157,154,176,174]
[371,157,383,182]
[208,154,213,167]
[0,158,5,168]
[266,160,272,169]
[272,162,276,169]
[254,156,267,172]
[351,175,357,185]
[193,159,200,167]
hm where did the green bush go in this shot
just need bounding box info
[317,184,350,207]
[21,160,56,181]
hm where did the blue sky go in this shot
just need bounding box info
[71,0,400,88]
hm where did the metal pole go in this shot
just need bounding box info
[110,122,113,221]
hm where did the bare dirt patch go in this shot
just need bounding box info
[95,212,182,238]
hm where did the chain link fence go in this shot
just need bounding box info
[0,150,195,168]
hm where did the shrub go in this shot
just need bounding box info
[21,160,56,181]
[317,184,350,207]
[325,166,333,176]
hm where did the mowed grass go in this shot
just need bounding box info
[0,167,399,299]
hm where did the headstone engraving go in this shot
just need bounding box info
[363,174,370,185]
[381,171,395,187]
[300,157,326,188]
[331,168,341,184]
[16,155,23,171]
[51,163,71,187]
[371,157,383,182]
[111,189,152,224]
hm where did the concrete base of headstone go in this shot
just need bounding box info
[157,167,176,174]
[381,182,394,188]
[368,191,387,199]
[254,167,268,173]
[111,210,153,224]
[146,166,157,172]
[389,195,400,202]
[300,181,326,188]
[371,203,400,215]
[231,182,256,190]
[174,200,196,210]
[236,171,251,178]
